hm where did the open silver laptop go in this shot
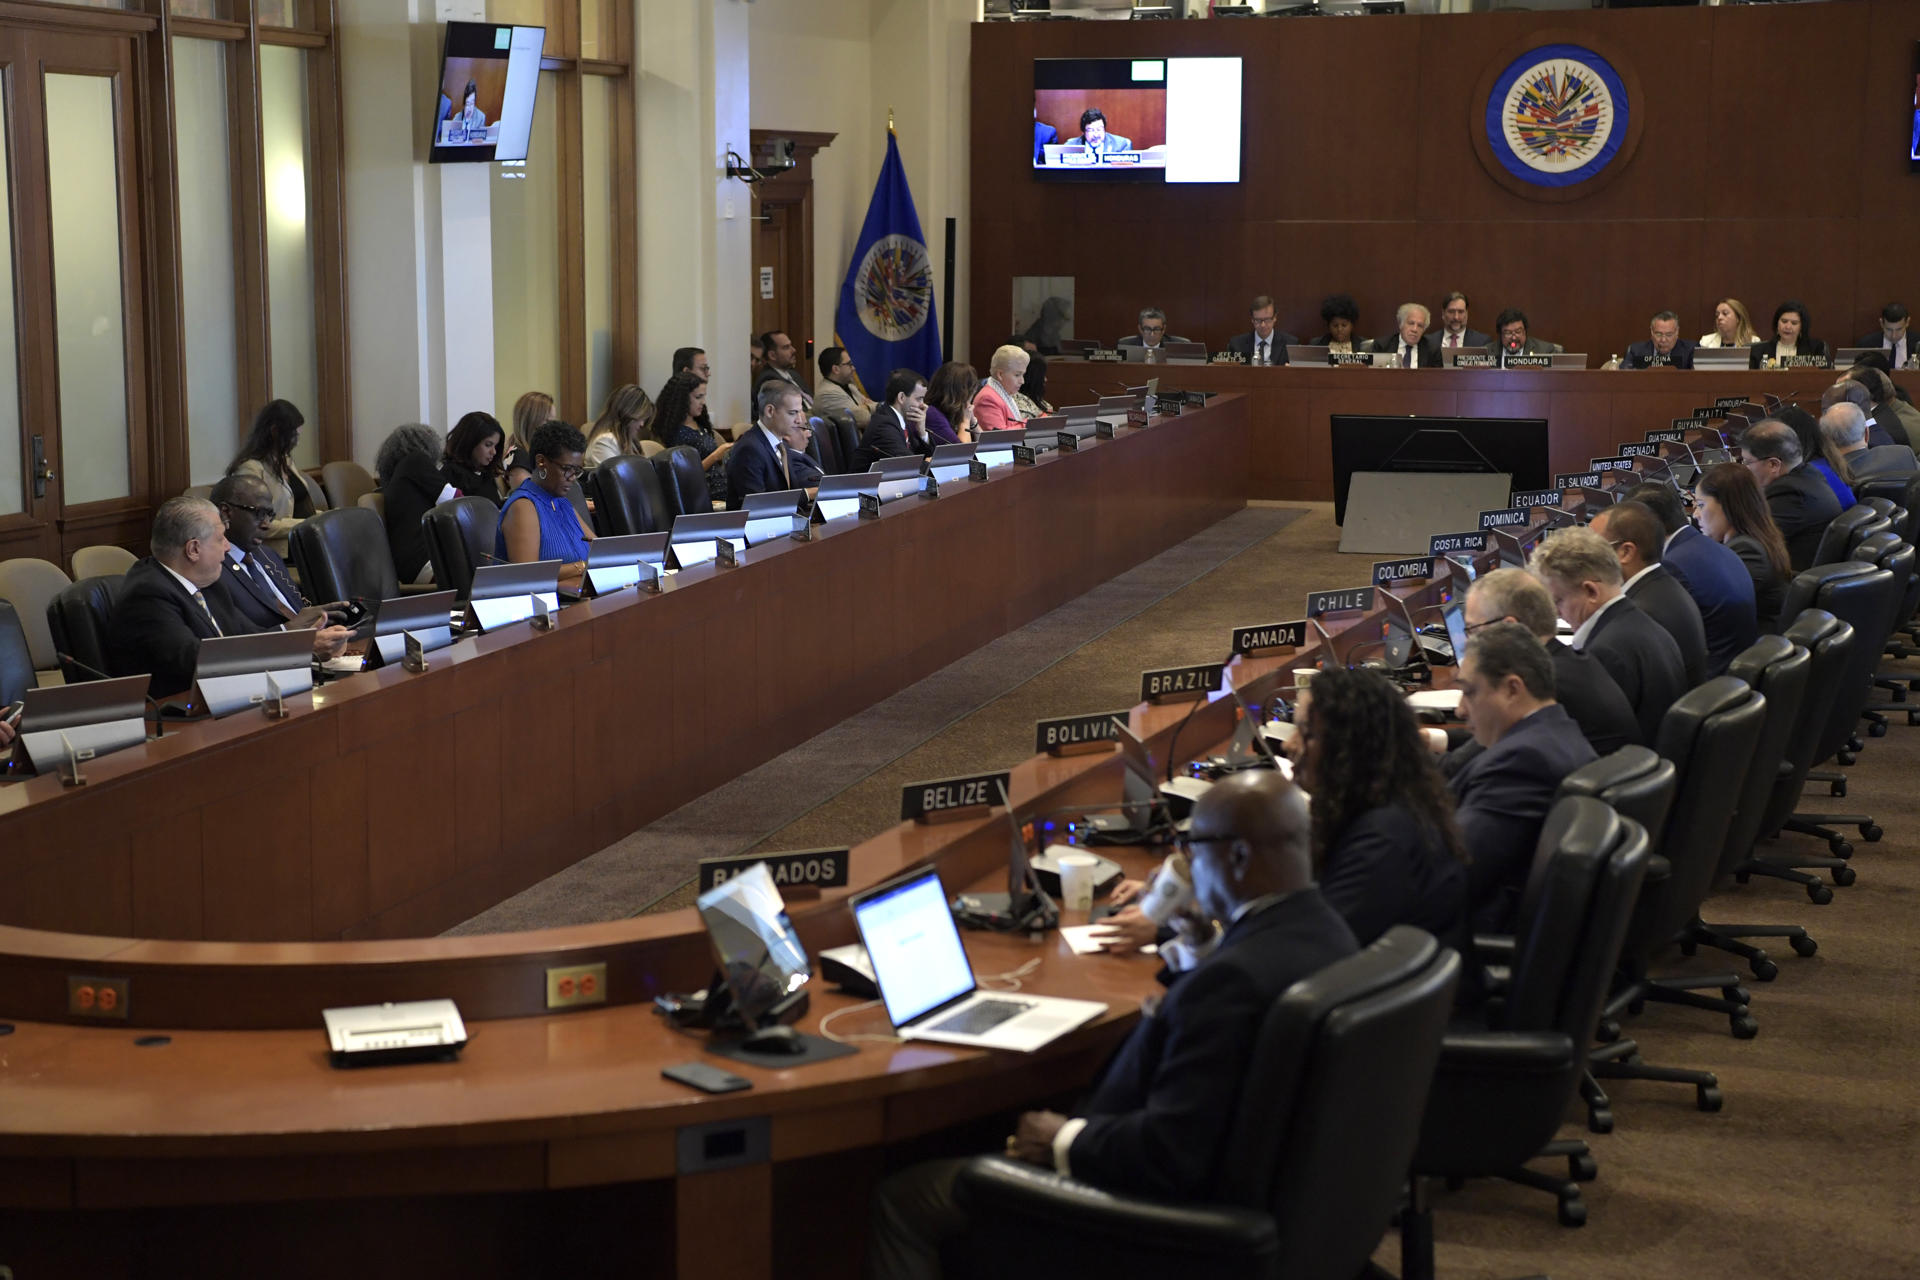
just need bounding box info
[851,867,1106,1052]
[741,489,808,545]
[468,560,561,631]
[668,511,750,567]
[1691,347,1750,369]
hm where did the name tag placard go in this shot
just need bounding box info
[1714,397,1747,410]
[1590,457,1636,471]
[697,848,850,896]
[1647,428,1687,443]
[1509,489,1560,509]
[902,771,1013,824]
[1095,419,1117,439]
[1013,444,1038,466]
[1230,620,1306,656]
[1555,472,1604,490]
[1503,354,1552,369]
[1689,406,1727,420]
[1306,586,1375,616]
[1480,508,1529,530]
[1035,711,1127,756]
[1140,662,1226,705]
[1429,531,1487,556]
[1781,354,1831,369]
[1126,408,1150,427]
[921,475,940,500]
[968,459,989,484]
[1329,351,1369,366]
[714,538,740,569]
[858,492,882,519]
[789,515,814,543]
[1618,443,1657,458]
[1456,353,1495,368]
[1056,431,1079,454]
[1641,354,1673,367]
[1372,556,1434,585]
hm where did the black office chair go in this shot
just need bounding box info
[289,506,401,606]
[651,445,710,518]
[809,413,846,475]
[1810,505,1880,567]
[46,575,126,685]
[1406,798,1649,1256]
[423,496,499,599]
[0,601,31,706]
[591,455,669,536]
[950,928,1459,1280]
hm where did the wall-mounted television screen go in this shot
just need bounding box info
[428,21,545,164]
[1032,56,1242,184]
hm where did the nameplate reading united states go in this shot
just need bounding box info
[1141,662,1226,704]
[1306,586,1375,616]
[1035,712,1128,756]
[1590,457,1636,471]
[697,849,850,895]
[1480,508,1529,529]
[1372,557,1433,585]
[1646,428,1687,443]
[1230,620,1306,656]
[1509,490,1560,509]
[1555,473,1604,490]
[902,771,1013,824]
[1429,531,1486,556]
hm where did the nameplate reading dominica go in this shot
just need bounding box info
[1231,620,1306,655]
[1306,587,1375,616]
[1372,557,1433,585]
[1056,432,1079,454]
[1509,490,1560,509]
[1555,473,1604,490]
[1096,419,1117,438]
[1647,428,1687,443]
[697,848,850,895]
[1618,443,1657,458]
[1590,457,1636,471]
[1714,397,1747,409]
[1140,662,1226,704]
[1480,508,1528,530]
[1013,445,1037,466]
[902,771,1012,824]
[715,538,739,569]
[1035,712,1127,756]
[969,459,989,483]
[1503,354,1552,369]
[1429,531,1486,556]
[858,492,882,519]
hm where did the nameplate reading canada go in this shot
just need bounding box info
[1035,712,1128,756]
[1230,620,1306,655]
[1140,662,1225,704]
[697,848,850,894]
[902,771,1014,823]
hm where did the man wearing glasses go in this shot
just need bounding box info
[210,473,351,633]
[814,346,874,431]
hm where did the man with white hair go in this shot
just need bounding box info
[1821,401,1917,484]
[1376,302,1441,368]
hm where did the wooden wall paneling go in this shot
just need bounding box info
[1541,389,1620,478]
[1269,223,1424,349]
[129,806,206,940]
[1853,218,1920,344]
[1264,17,1422,224]
[307,746,368,938]
[1692,217,1862,356]
[13,807,135,937]
[1521,220,1710,362]
[362,719,462,918]
[1201,223,1275,347]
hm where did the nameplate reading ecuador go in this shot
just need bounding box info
[697,849,850,895]
[1618,443,1657,458]
[1231,620,1306,656]
[1714,397,1747,410]
[1555,473,1604,490]
[1429,531,1486,556]
[1509,490,1560,510]
[1140,662,1226,705]
[1647,428,1687,443]
[902,771,1013,824]
[1306,587,1375,616]
[1035,712,1128,756]
[1480,508,1529,530]
[1503,354,1552,369]
[1372,557,1433,585]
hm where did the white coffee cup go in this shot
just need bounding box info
[1292,667,1318,692]
[1056,852,1099,922]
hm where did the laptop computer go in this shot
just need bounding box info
[1543,352,1589,369]
[868,455,927,503]
[1285,344,1330,365]
[851,867,1107,1052]
[468,560,562,631]
[369,589,458,666]
[1058,403,1098,430]
[1691,347,1750,369]
[741,489,808,545]
[973,429,1025,468]
[1056,337,1099,357]
[669,510,750,567]
[813,472,882,522]
[11,674,150,775]
[582,532,670,592]
[928,442,977,485]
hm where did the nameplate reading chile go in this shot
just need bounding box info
[1429,531,1486,556]
[697,849,850,895]
[1479,508,1529,530]
[1372,557,1433,585]
[1306,587,1374,616]
[1035,712,1128,756]
[902,770,1013,824]
[1231,620,1306,656]
[1140,662,1226,705]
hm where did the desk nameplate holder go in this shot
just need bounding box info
[1140,662,1225,705]
[968,458,990,483]
[902,770,1012,824]
[1456,353,1495,367]
[695,847,850,898]
[1055,431,1079,454]
[13,674,150,779]
[921,474,941,499]
[59,731,91,788]
[531,594,556,629]
[1428,531,1486,557]
[1229,620,1305,658]
[715,537,740,569]
[1502,354,1552,369]
[582,559,658,596]
[375,623,453,666]
[1479,508,1528,531]
[196,664,311,720]
[1371,557,1434,587]
[1013,444,1038,466]
[1035,711,1128,756]
[858,491,882,520]
[402,631,430,673]
[260,671,290,719]
[469,592,558,633]
[790,514,815,543]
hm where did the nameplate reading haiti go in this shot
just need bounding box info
[1480,508,1529,530]
[858,491,882,519]
[1689,407,1726,420]
[1035,712,1128,756]
[1503,354,1552,369]
[1555,473,1604,490]
[1618,443,1657,458]
[1231,620,1306,656]
[902,771,1013,824]
[969,459,989,484]
[697,848,850,896]
[1141,662,1226,705]
[1372,557,1433,585]
[1509,490,1560,509]
[1013,444,1038,466]
[1647,428,1687,443]
[1306,587,1375,616]
[1056,431,1079,454]
[1429,531,1487,556]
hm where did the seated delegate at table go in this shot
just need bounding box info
[211,474,346,632]
[924,362,979,445]
[441,411,507,503]
[815,346,875,431]
[971,346,1030,435]
[1623,310,1696,369]
[1375,302,1442,368]
[377,422,453,586]
[226,398,325,546]
[1822,379,1894,448]
[1855,302,1911,370]
[1435,291,1490,353]
[1032,108,1057,165]
[1698,297,1757,349]
[725,382,807,510]
[1075,107,1132,158]
[1492,309,1564,361]
[1624,482,1759,678]
[1590,502,1709,688]
[1464,569,1641,755]
[1693,462,1792,629]
[583,384,657,469]
[1739,419,1842,571]
[1848,363,1919,447]
[1776,404,1854,509]
[1115,306,1187,352]
[653,371,732,507]
[867,771,1357,1276]
[106,497,348,699]
[777,407,822,494]
[1309,294,1364,354]
[1823,402,1917,484]
[854,369,934,469]
[496,421,595,586]
[1225,294,1296,366]
[503,389,553,489]
[1750,299,1830,368]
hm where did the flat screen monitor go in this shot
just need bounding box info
[1911,42,1920,171]
[1032,57,1242,183]
[429,22,545,163]
[1328,415,1551,527]
[695,862,811,1030]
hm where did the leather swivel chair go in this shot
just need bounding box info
[822,416,861,476]
[808,414,845,475]
[0,556,71,681]
[1406,799,1649,1259]
[1810,505,1880,568]
[651,445,710,518]
[289,507,401,606]
[949,928,1459,1280]
[591,455,669,536]
[46,575,127,685]
[320,460,377,511]
[70,545,136,580]
[0,601,32,707]
[1853,533,1920,722]
[423,496,500,599]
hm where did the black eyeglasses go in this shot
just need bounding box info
[1462,615,1504,635]
[1177,830,1247,854]
[220,501,275,521]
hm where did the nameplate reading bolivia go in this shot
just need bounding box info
[1140,662,1225,705]
[1480,508,1528,530]
[1035,711,1128,756]
[1646,428,1687,442]
[1618,443,1657,458]
[902,771,1013,823]
[697,849,850,894]
[1554,473,1603,490]
[1231,620,1306,655]
[1372,557,1433,585]
[1429,531,1486,556]
[1509,490,1560,510]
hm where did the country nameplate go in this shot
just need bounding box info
[1648,427,1688,442]
[968,458,989,483]
[1713,397,1746,409]
[1781,355,1830,369]
[1035,711,1128,756]
[1329,351,1369,366]
[1140,662,1226,705]
[1230,620,1306,656]
[1503,354,1552,369]
[920,474,940,499]
[1480,508,1529,529]
[1013,444,1037,466]
[714,537,740,569]
[1555,473,1604,490]
[1429,531,1487,556]
[1096,419,1117,438]
[1372,557,1434,585]
[857,491,882,519]
[1127,408,1150,426]
[1509,490,1560,509]
[1590,457,1636,471]
[1056,431,1079,454]
[1689,406,1727,419]
[697,848,850,895]
[901,770,1013,824]
[1306,586,1375,616]
[1618,443,1657,458]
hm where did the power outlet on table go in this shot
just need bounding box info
[546,963,608,1009]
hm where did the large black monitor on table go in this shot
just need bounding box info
[1329,415,1550,527]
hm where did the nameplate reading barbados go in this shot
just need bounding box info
[697,849,850,895]
[902,770,1013,824]
[1035,711,1128,756]
[1140,662,1225,705]
[1230,620,1306,656]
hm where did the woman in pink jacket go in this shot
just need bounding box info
[971,344,1031,435]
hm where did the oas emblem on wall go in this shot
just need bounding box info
[855,233,934,341]
[1483,43,1631,190]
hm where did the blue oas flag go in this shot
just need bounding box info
[835,131,941,396]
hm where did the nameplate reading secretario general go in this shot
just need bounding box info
[1231,620,1306,656]
[1480,508,1529,530]
[696,848,850,895]
[902,771,1013,824]
[1555,473,1604,490]
[1140,662,1226,705]
[1035,712,1128,756]
[1647,428,1687,442]
[1429,531,1487,556]
[1372,557,1433,585]
[1618,443,1657,458]
[1509,490,1560,509]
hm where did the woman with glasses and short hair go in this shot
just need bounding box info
[496,420,594,584]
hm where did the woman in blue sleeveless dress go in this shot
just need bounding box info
[495,420,595,589]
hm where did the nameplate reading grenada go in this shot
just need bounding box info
[1306,587,1375,616]
[1480,508,1529,530]
[697,848,850,895]
[1429,531,1486,556]
[858,491,882,519]
[1013,444,1037,466]
[1231,620,1306,656]
[1509,490,1560,510]
[1618,443,1657,458]
[1555,473,1604,490]
[1647,428,1687,443]
[969,459,989,483]
[902,770,1013,824]
[1141,662,1226,705]
[1056,432,1079,453]
[1035,711,1128,756]
[1372,557,1433,585]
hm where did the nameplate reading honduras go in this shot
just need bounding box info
[1035,712,1127,755]
[1648,427,1688,442]
[1306,586,1375,616]
[1555,472,1604,490]
[1618,443,1657,458]
[1429,531,1487,556]
[1480,508,1529,530]
[697,849,849,894]
[1140,662,1226,703]
[1503,354,1552,369]
[1372,557,1433,585]
[1714,397,1747,410]
[1510,489,1560,509]
[901,771,1012,823]
[1231,620,1306,655]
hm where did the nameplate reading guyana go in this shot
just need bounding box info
[858,491,882,519]
[1306,586,1375,616]
[1618,443,1657,458]
[1503,354,1552,369]
[1056,432,1079,454]
[968,459,989,484]
[697,849,850,895]
[1429,531,1487,555]
[1555,473,1604,490]
[1668,418,1709,432]
[1647,428,1687,442]
[901,770,1013,823]
[1714,397,1747,410]
[1372,557,1433,585]
[1480,508,1529,530]
[1140,662,1226,704]
[1035,711,1128,756]
[1013,444,1038,466]
[1509,490,1560,509]
[1230,620,1306,655]
[1590,457,1635,471]
[1096,419,1117,438]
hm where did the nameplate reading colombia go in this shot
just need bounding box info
[1372,557,1433,585]
[1508,490,1560,510]
[902,771,1013,824]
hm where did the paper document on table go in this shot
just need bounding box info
[1058,925,1157,957]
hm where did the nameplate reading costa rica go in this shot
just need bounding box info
[1555,473,1603,490]
[1509,490,1560,509]
[1429,531,1486,556]
[902,771,1013,823]
[1231,620,1306,655]
[1372,557,1433,585]
[1035,712,1128,756]
[1140,662,1226,704]
[1306,587,1374,616]
[1480,508,1528,530]
[697,849,850,895]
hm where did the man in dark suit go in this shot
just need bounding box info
[1533,526,1689,747]
[1623,310,1696,369]
[1450,621,1598,930]
[725,381,806,509]
[106,497,348,699]
[210,473,344,631]
[1626,483,1759,677]
[752,330,812,410]
[1114,306,1188,352]
[1493,308,1564,362]
[1464,569,1641,754]
[1740,419,1843,570]
[1823,401,1917,484]
[1434,291,1490,354]
[867,771,1356,1276]
[1855,302,1910,371]
[1375,303,1443,368]
[852,368,934,470]
[1224,294,1296,366]
[780,411,824,493]
[1590,502,1708,687]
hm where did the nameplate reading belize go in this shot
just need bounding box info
[1035,711,1128,756]
[1555,473,1604,490]
[1509,490,1560,509]
[902,771,1013,823]
[1306,586,1375,616]
[1429,531,1486,556]
[1480,508,1529,530]
[697,849,850,894]
[1372,557,1433,585]
[1230,620,1306,655]
[1140,662,1226,704]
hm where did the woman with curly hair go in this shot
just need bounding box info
[653,370,731,505]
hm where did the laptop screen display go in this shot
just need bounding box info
[1443,601,1470,659]
[854,871,975,1028]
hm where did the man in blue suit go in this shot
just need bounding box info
[1627,483,1758,676]
[725,381,806,510]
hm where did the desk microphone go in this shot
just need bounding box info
[56,652,168,736]
[1162,655,1234,785]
